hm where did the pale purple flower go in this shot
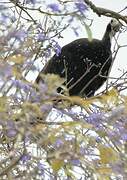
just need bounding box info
[72,27,79,36]
[48,3,60,12]
[111,161,125,175]
[80,147,86,155]
[75,2,88,13]
[15,29,27,41]
[6,129,17,138]
[114,121,125,132]
[12,80,21,87]
[86,112,104,127]
[39,82,48,94]
[8,29,27,42]
[0,13,9,24]
[37,162,45,169]
[21,154,31,163]
[7,121,15,128]
[12,80,31,92]
[52,41,61,56]
[107,130,116,138]
[30,92,41,103]
[55,44,61,56]
[30,82,49,102]
[121,133,127,141]
[54,139,63,148]
[112,121,127,141]
[6,121,17,138]
[37,162,45,175]
[0,63,12,79]
[24,133,31,143]
[36,26,48,41]
[44,48,51,58]
[71,159,80,166]
[23,61,37,71]
[22,84,30,92]
[37,33,46,41]
[68,17,74,24]
[26,0,36,4]
[40,104,52,113]
[95,136,102,143]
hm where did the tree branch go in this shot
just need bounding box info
[84,0,127,24]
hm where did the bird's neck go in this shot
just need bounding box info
[102,24,112,47]
[102,34,111,47]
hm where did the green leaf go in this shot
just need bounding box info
[0,96,7,112]
[8,54,25,64]
[51,159,64,172]
[84,22,92,42]
[98,145,119,164]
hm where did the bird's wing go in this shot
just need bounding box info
[36,39,98,84]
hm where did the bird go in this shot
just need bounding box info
[36,19,122,98]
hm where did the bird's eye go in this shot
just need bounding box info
[111,19,113,23]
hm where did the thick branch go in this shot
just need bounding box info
[84,0,127,24]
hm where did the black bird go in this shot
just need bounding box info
[36,19,121,97]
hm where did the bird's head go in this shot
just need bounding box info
[102,18,122,43]
[107,18,122,38]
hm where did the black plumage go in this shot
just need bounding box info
[36,19,121,97]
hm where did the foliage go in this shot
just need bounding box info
[0,0,127,179]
